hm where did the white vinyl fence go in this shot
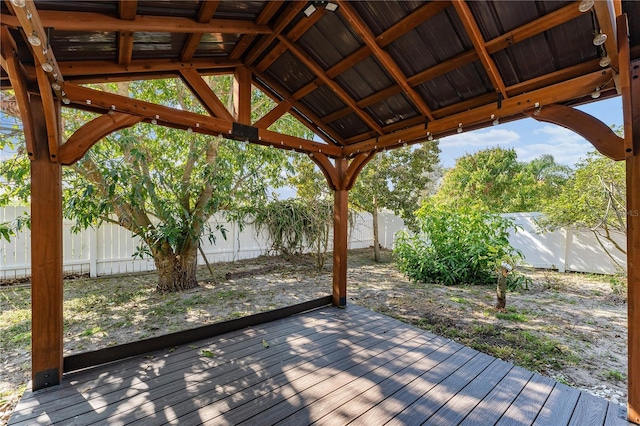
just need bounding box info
[0,207,626,280]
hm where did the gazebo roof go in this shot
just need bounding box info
[1,0,638,157]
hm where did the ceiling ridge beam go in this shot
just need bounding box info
[376,1,451,48]
[245,2,306,65]
[337,1,434,121]
[452,0,507,99]
[0,11,271,34]
[230,1,283,60]
[343,69,612,155]
[277,34,384,135]
[180,1,220,62]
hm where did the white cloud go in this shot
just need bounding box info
[516,125,594,165]
[439,128,520,147]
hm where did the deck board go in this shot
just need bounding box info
[8,304,631,426]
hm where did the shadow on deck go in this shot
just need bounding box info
[8,304,631,425]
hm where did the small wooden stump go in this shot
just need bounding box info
[496,262,512,310]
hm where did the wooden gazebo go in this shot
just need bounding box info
[1,0,639,423]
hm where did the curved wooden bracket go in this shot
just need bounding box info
[525,104,625,161]
[309,153,340,190]
[58,113,142,165]
[345,152,376,190]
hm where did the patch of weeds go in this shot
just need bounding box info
[542,271,563,291]
[81,326,104,337]
[200,349,215,358]
[449,296,468,305]
[216,290,248,300]
[229,311,247,319]
[0,309,31,351]
[604,369,626,381]
[496,311,528,322]
[609,275,627,297]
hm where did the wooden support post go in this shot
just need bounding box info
[332,158,349,307]
[233,67,252,125]
[627,58,640,425]
[30,95,64,390]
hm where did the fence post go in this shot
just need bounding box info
[89,226,98,277]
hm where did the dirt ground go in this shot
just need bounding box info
[0,248,628,424]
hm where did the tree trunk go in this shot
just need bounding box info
[372,197,381,262]
[154,245,199,293]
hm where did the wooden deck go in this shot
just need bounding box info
[8,304,631,425]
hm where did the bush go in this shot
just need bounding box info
[394,205,521,286]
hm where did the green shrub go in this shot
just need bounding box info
[394,205,521,286]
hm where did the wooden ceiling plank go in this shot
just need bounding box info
[376,1,451,48]
[245,2,306,65]
[0,11,271,34]
[326,46,371,79]
[507,58,601,96]
[118,1,137,20]
[252,69,347,146]
[617,13,633,156]
[323,85,403,124]
[58,58,240,80]
[593,0,619,74]
[253,99,292,129]
[344,69,613,154]
[117,1,137,65]
[452,0,507,99]
[257,8,325,73]
[277,34,384,135]
[485,3,583,54]
[337,1,434,121]
[407,50,479,86]
[292,80,322,101]
[230,1,283,61]
[179,68,234,121]
[180,1,220,62]
[0,27,35,159]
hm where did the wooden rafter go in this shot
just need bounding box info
[618,14,633,157]
[230,1,283,61]
[180,1,219,62]
[0,12,271,34]
[245,2,306,65]
[256,8,325,73]
[344,69,613,155]
[61,83,342,157]
[337,1,434,121]
[117,1,137,65]
[253,99,292,129]
[452,0,507,99]
[593,0,619,73]
[277,34,384,135]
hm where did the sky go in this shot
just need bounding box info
[436,96,623,169]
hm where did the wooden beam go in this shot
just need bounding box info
[506,58,602,97]
[245,2,306,65]
[525,104,624,161]
[0,27,35,159]
[452,0,507,99]
[593,0,619,74]
[277,35,384,135]
[0,11,271,34]
[180,1,219,61]
[345,152,375,190]
[375,1,451,48]
[619,14,633,157]
[29,93,63,391]
[344,69,613,155]
[35,66,59,162]
[117,1,137,65]
[253,99,292,129]
[179,68,234,121]
[332,158,348,306]
[233,67,251,124]
[230,1,283,60]
[58,113,143,165]
[309,153,340,190]
[407,50,479,87]
[337,1,434,121]
[251,70,346,146]
[58,58,240,80]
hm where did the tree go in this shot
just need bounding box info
[0,77,312,292]
[542,150,626,267]
[350,143,440,261]
[433,147,570,213]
